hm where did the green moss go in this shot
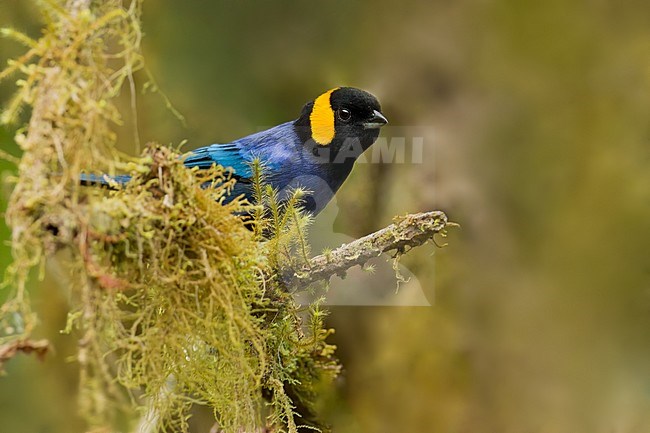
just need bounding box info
[0,2,338,432]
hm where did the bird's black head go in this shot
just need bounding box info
[294,87,388,163]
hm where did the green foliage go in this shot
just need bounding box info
[0,1,338,432]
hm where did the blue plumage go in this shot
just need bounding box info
[80,173,133,186]
[81,88,388,216]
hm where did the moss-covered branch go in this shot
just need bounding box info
[0,1,337,431]
[285,211,449,290]
[0,1,452,432]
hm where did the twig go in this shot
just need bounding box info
[0,339,51,372]
[284,210,449,290]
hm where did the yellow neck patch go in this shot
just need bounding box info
[309,88,339,146]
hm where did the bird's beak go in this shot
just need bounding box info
[363,110,388,129]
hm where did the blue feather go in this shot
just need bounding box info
[80,173,132,186]
[183,143,254,179]
[184,122,300,179]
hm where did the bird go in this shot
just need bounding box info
[81,87,388,215]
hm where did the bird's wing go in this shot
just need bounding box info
[183,143,253,180]
[183,142,258,203]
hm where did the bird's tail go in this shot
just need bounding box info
[79,173,132,188]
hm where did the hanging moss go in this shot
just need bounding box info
[0,1,338,432]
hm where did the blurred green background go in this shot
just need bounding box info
[2,0,650,432]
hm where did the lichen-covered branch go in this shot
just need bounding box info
[285,210,449,290]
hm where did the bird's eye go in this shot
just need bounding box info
[337,108,352,122]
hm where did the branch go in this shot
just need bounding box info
[285,210,449,289]
[0,339,51,372]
